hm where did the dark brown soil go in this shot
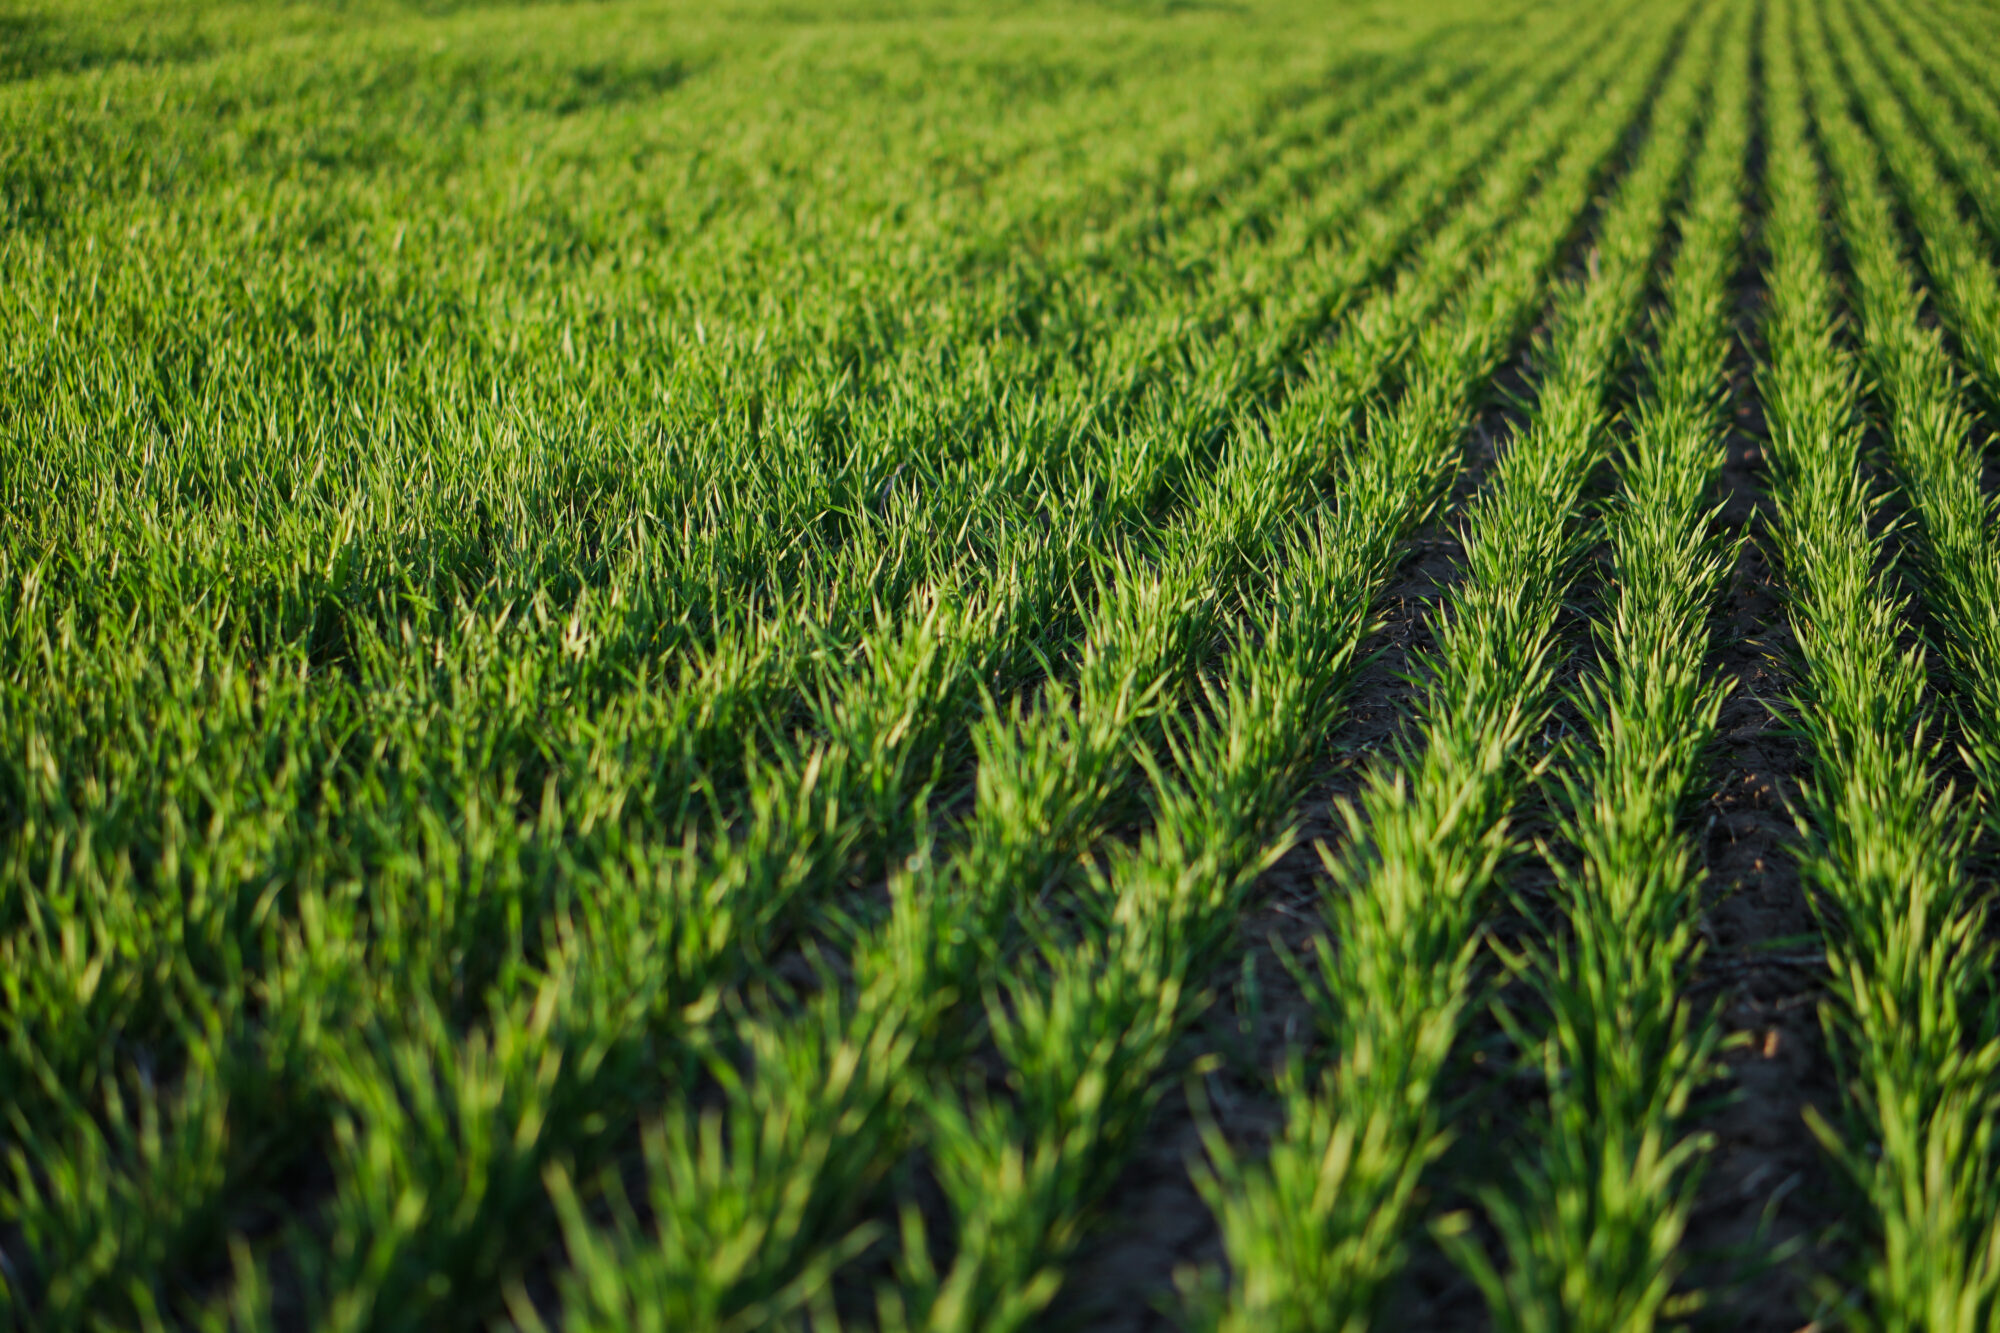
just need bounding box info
[1043,519,1470,1331]
[1676,384,1843,1333]
[1040,385,1510,1333]
[1041,165,1859,1333]
[1041,412,1848,1333]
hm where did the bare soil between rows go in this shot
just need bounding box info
[1041,282,1851,1333]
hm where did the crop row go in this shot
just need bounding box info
[17,0,2000,1327]
[1446,5,1750,1325]
[1196,1,1724,1325]
[0,4,1669,1329]
[507,5,1701,1329]
[1759,0,1999,1321]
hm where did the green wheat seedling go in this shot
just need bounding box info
[539,0,1637,850]
[1894,0,2000,158]
[1441,6,1750,1327]
[1761,2,2000,1324]
[528,0,1642,1058]
[16,0,2000,1327]
[5,7,1620,1322]
[8,9,1583,1326]
[512,16,1682,1331]
[1187,3,1718,1327]
[1808,0,2000,831]
[1835,0,2000,410]
[122,11,1646,1332]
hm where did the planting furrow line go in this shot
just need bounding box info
[507,17,1687,1331]
[521,0,1666,1018]
[1800,4,2000,827]
[505,13,1703,1333]
[1825,0,2000,415]
[47,15,1685,1333]
[9,18,1554,1332]
[1761,1,1997,1322]
[1853,0,2000,318]
[871,15,1721,1316]
[512,0,1655,1011]
[0,0,1629,1136]
[821,400,1457,1333]
[540,0,1642,845]
[1185,3,1720,1327]
[1881,0,2000,164]
[1440,5,1751,1327]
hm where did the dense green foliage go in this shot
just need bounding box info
[10,0,2000,1328]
